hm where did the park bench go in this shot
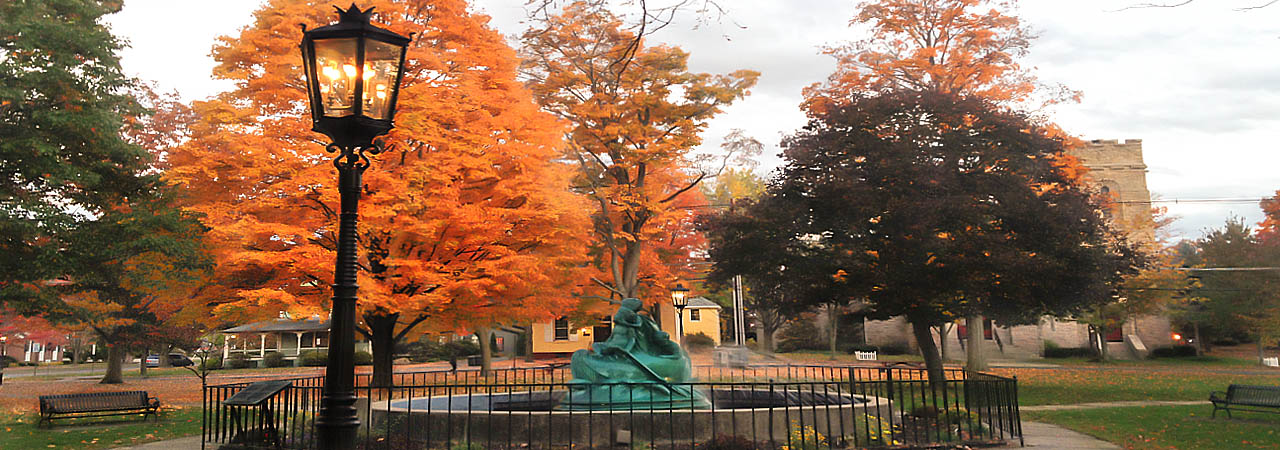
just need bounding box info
[38,391,160,427]
[1209,384,1280,418]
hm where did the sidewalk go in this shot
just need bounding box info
[1019,400,1209,448]
[1022,421,1119,449]
[114,435,201,449]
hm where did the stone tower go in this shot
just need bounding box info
[1068,139,1154,238]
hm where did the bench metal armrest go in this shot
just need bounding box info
[1209,391,1227,402]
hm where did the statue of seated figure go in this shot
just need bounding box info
[560,298,710,410]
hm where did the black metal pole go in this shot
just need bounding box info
[317,144,369,450]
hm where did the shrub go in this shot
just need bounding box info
[1150,346,1198,358]
[775,316,827,353]
[354,350,373,365]
[877,344,911,355]
[299,350,328,367]
[1042,346,1093,359]
[406,341,440,363]
[263,351,290,368]
[225,353,253,369]
[1,355,16,368]
[197,355,223,371]
[696,434,754,450]
[443,340,480,358]
[684,332,716,350]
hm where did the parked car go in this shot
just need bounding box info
[145,353,194,368]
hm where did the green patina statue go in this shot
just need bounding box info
[560,298,710,410]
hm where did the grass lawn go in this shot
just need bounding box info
[0,406,201,449]
[1024,405,1280,449]
[1046,355,1266,369]
[994,367,1279,406]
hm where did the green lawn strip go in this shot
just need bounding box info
[1046,355,1267,369]
[0,407,201,449]
[1013,369,1278,406]
[1023,405,1280,449]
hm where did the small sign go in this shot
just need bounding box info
[223,380,293,406]
[1264,357,1279,368]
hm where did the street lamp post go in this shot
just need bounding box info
[670,284,690,346]
[299,5,410,449]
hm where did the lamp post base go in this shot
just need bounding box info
[316,393,359,449]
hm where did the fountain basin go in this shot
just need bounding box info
[368,389,894,447]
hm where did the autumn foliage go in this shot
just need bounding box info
[521,2,758,304]
[165,0,590,382]
[805,0,1075,114]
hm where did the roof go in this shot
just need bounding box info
[685,297,722,309]
[222,318,330,333]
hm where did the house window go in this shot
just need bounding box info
[689,309,701,321]
[554,317,570,341]
[315,331,329,347]
[984,318,994,340]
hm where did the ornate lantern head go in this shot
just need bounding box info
[301,4,411,146]
[670,283,690,309]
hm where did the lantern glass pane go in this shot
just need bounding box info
[361,39,402,121]
[313,38,359,118]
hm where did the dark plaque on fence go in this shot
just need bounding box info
[223,380,292,406]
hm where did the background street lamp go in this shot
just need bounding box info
[670,284,690,346]
[299,5,410,449]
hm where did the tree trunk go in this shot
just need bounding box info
[367,313,398,388]
[138,348,148,377]
[1193,322,1203,356]
[524,322,535,362]
[479,327,493,378]
[909,317,945,388]
[1257,336,1265,365]
[965,316,988,372]
[759,317,777,354]
[828,303,839,360]
[937,325,950,361]
[159,344,173,368]
[101,345,124,384]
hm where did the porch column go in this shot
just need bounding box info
[296,332,305,356]
[260,334,267,358]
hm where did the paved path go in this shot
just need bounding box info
[1019,400,1212,448]
[114,435,202,449]
[1022,421,1120,449]
[1023,400,1207,411]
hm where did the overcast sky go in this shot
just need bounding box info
[106,0,1280,241]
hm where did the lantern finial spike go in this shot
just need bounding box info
[334,3,375,23]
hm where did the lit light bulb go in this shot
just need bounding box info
[343,64,357,78]
[375,91,387,99]
[322,66,340,80]
[363,64,374,80]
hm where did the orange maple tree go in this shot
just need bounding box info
[521,2,758,311]
[166,0,589,384]
[805,0,1076,114]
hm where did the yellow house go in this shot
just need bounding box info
[530,298,722,357]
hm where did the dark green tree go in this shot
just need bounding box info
[1187,217,1280,364]
[708,90,1141,385]
[0,0,149,310]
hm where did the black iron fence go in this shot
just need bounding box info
[202,364,1021,449]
